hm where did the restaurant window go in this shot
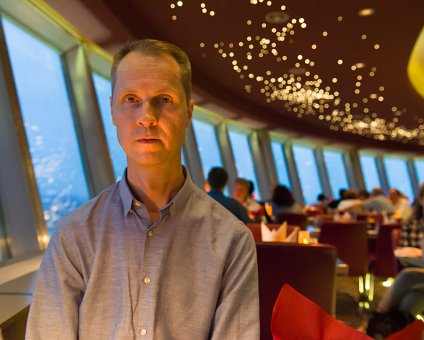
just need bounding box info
[3,17,90,235]
[0,205,9,262]
[228,129,261,199]
[192,119,223,178]
[270,141,291,187]
[415,159,424,185]
[292,144,322,205]
[323,149,349,198]
[383,157,414,200]
[92,72,126,180]
[359,154,381,193]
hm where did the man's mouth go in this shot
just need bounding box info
[137,137,160,144]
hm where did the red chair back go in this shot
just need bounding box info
[256,242,336,340]
[276,212,307,230]
[318,221,368,276]
[371,224,402,278]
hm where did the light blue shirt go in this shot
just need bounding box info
[26,169,259,339]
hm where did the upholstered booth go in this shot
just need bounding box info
[256,242,337,340]
[318,222,368,277]
[370,224,402,278]
[275,212,308,230]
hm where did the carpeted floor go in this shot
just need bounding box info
[335,276,391,334]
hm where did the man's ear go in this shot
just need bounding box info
[110,96,116,126]
[186,99,194,127]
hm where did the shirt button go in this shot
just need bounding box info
[147,230,153,237]
[134,201,141,207]
[140,329,147,336]
[144,277,151,284]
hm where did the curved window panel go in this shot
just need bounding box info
[383,157,414,200]
[92,73,126,180]
[192,119,223,177]
[3,18,90,234]
[323,149,349,197]
[415,159,424,185]
[292,144,322,205]
[0,205,9,262]
[359,154,381,193]
[271,141,291,187]
[228,129,260,199]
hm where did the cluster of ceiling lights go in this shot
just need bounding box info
[169,1,424,144]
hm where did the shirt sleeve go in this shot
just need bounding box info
[209,227,260,339]
[26,226,84,340]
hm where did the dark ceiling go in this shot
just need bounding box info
[47,0,424,152]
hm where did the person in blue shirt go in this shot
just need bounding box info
[207,167,251,223]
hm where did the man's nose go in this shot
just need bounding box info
[135,101,158,127]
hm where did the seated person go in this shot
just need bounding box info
[337,190,364,213]
[362,187,395,213]
[327,188,348,209]
[207,167,251,223]
[270,185,305,221]
[389,188,412,222]
[377,267,424,317]
[232,178,265,222]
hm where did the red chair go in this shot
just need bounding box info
[276,212,308,230]
[256,242,336,340]
[370,224,402,278]
[246,223,297,242]
[318,221,368,276]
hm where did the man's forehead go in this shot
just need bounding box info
[118,52,179,72]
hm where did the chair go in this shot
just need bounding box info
[246,223,297,242]
[275,212,308,230]
[256,242,337,340]
[318,221,368,276]
[370,224,402,278]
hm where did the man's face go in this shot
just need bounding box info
[111,52,193,168]
[232,183,248,204]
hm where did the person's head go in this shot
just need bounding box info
[388,188,401,204]
[343,190,357,199]
[232,178,250,204]
[111,39,192,103]
[371,187,384,197]
[207,167,228,191]
[418,183,424,206]
[317,193,327,202]
[110,39,194,168]
[339,188,348,199]
[247,180,255,196]
[272,185,295,207]
[358,189,369,200]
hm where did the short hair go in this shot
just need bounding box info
[111,39,192,103]
[247,180,255,195]
[207,167,228,190]
[272,185,295,207]
[234,178,250,191]
[371,187,384,196]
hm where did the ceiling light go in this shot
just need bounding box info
[288,67,306,75]
[358,8,375,17]
[265,11,289,24]
[354,62,366,69]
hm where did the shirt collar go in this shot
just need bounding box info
[118,166,195,217]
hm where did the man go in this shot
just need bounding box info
[362,187,395,213]
[207,168,251,224]
[26,39,259,339]
[388,188,412,222]
[232,178,265,222]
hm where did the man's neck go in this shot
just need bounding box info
[127,162,185,220]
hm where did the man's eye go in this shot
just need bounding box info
[160,97,172,104]
[124,96,137,103]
